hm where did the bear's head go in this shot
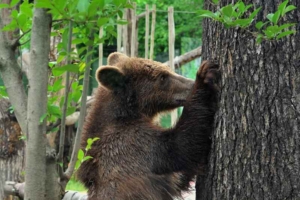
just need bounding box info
[96,52,194,118]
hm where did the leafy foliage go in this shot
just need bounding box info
[1,0,132,127]
[75,137,100,171]
[136,0,203,58]
[198,0,297,43]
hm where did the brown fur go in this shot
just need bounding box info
[77,53,220,200]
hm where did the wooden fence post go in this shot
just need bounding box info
[122,9,128,55]
[99,27,103,66]
[149,4,156,60]
[117,15,122,52]
[145,4,149,59]
[168,6,177,126]
[131,3,136,57]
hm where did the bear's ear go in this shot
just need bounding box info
[96,66,126,90]
[108,52,129,66]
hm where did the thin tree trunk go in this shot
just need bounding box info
[0,99,25,200]
[25,6,51,200]
[197,0,300,199]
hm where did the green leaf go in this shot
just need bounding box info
[0,4,10,9]
[40,113,47,124]
[72,90,82,103]
[249,7,261,21]
[276,30,296,40]
[52,78,64,92]
[0,86,8,98]
[11,10,18,18]
[20,2,33,17]
[66,107,76,116]
[277,23,296,31]
[256,34,264,44]
[272,10,281,24]
[47,104,62,117]
[35,0,54,9]
[197,10,216,19]
[113,0,125,6]
[78,149,84,160]
[244,4,253,12]
[85,137,100,151]
[236,1,246,14]
[212,0,219,4]
[2,20,18,31]
[10,0,20,7]
[267,13,274,22]
[221,5,233,17]
[263,28,276,39]
[19,135,27,140]
[283,5,297,16]
[52,64,80,76]
[278,0,289,16]
[97,17,109,27]
[77,0,90,13]
[82,156,93,162]
[92,137,100,142]
[255,21,266,30]
[17,13,27,29]
[49,127,59,133]
[71,82,78,91]
[86,138,93,151]
[233,18,252,27]
[75,160,81,170]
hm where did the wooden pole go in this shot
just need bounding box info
[164,46,202,68]
[137,10,153,20]
[168,6,177,126]
[99,27,103,66]
[145,4,149,59]
[131,3,136,57]
[149,4,156,60]
[117,15,122,52]
[122,9,128,55]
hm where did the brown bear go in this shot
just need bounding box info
[77,52,220,200]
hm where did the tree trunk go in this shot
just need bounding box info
[197,0,300,199]
[0,99,25,200]
[25,7,51,200]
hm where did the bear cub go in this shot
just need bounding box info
[77,52,220,200]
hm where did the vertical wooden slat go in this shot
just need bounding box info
[145,4,149,59]
[117,15,122,52]
[168,6,177,126]
[99,27,103,66]
[149,4,156,60]
[130,3,136,57]
[122,9,128,55]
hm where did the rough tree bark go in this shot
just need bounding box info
[0,99,25,200]
[196,0,300,199]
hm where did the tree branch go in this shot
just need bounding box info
[56,20,73,165]
[10,29,31,50]
[4,181,25,199]
[164,46,202,68]
[0,9,28,133]
[64,31,95,178]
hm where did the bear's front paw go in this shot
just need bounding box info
[196,61,220,90]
